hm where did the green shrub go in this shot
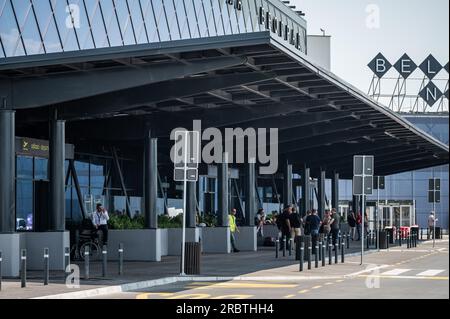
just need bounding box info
[109,214,145,230]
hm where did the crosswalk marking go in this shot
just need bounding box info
[381,269,411,276]
[415,269,445,277]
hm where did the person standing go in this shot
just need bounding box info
[427,212,438,240]
[290,206,302,241]
[330,208,341,250]
[279,205,293,251]
[306,209,321,254]
[254,208,266,237]
[356,212,362,241]
[321,210,332,240]
[92,203,110,246]
[229,208,240,252]
[347,210,357,240]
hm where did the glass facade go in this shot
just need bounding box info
[0,0,307,59]
[333,115,449,229]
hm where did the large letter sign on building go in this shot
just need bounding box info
[368,53,392,78]
[393,54,417,79]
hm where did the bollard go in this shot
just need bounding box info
[64,247,70,275]
[318,240,322,261]
[43,248,49,286]
[21,249,27,288]
[407,235,411,249]
[102,245,108,278]
[387,234,390,250]
[322,243,326,267]
[283,237,286,257]
[420,228,423,241]
[74,230,80,260]
[347,232,350,249]
[328,244,332,265]
[315,245,319,268]
[275,239,279,259]
[0,251,2,291]
[399,231,402,247]
[299,242,304,272]
[334,244,338,264]
[289,239,293,256]
[341,242,345,263]
[118,243,124,275]
[366,233,370,250]
[295,237,301,261]
[338,234,342,250]
[307,244,312,270]
[84,245,90,280]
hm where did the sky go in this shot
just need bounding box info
[292,0,449,93]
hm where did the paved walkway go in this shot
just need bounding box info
[0,237,441,299]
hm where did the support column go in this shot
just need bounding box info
[0,110,15,233]
[283,161,293,207]
[244,162,256,226]
[186,182,197,228]
[144,135,158,229]
[301,164,310,214]
[318,169,326,218]
[217,153,229,227]
[49,115,65,231]
[332,172,340,211]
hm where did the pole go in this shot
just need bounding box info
[377,177,380,252]
[181,132,188,276]
[44,248,49,286]
[433,200,436,248]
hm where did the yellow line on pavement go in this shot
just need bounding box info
[298,290,309,294]
[335,280,344,283]
[187,282,298,289]
[284,294,296,298]
[136,292,174,299]
[168,294,211,299]
[311,285,322,290]
[211,295,253,299]
[324,282,334,286]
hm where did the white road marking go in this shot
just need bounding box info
[415,269,446,277]
[381,269,411,276]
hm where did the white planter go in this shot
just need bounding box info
[108,229,161,261]
[167,228,200,256]
[202,227,230,254]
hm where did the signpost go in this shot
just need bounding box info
[174,131,200,276]
[373,176,385,251]
[353,156,374,265]
[428,177,441,248]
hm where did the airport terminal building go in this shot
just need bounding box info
[0,0,448,276]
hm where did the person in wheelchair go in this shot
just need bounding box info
[91,203,110,246]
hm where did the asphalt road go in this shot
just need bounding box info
[93,240,449,299]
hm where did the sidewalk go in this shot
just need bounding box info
[1,237,444,299]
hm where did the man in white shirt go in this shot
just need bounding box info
[427,212,438,240]
[92,203,110,246]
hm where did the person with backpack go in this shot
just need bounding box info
[347,210,357,240]
[330,208,341,250]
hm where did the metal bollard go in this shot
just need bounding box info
[307,244,312,270]
[102,245,108,278]
[283,237,286,257]
[366,233,370,250]
[341,242,345,263]
[328,244,332,265]
[334,244,338,264]
[315,245,319,268]
[84,245,90,280]
[64,247,70,275]
[118,243,124,275]
[318,240,322,261]
[387,234,390,250]
[289,239,293,256]
[399,231,402,247]
[420,228,423,241]
[0,251,2,291]
[299,242,304,272]
[21,249,27,288]
[43,248,49,286]
[338,234,342,250]
[322,243,326,267]
[275,239,279,259]
[347,232,350,249]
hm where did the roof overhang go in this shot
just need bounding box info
[1,31,448,178]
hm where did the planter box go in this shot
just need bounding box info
[0,233,21,277]
[202,227,230,254]
[160,228,168,256]
[234,226,257,251]
[108,229,161,262]
[24,231,70,271]
[167,228,200,256]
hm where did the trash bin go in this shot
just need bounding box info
[385,227,394,244]
[379,230,388,249]
[410,226,419,239]
[182,242,201,275]
[435,227,441,240]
